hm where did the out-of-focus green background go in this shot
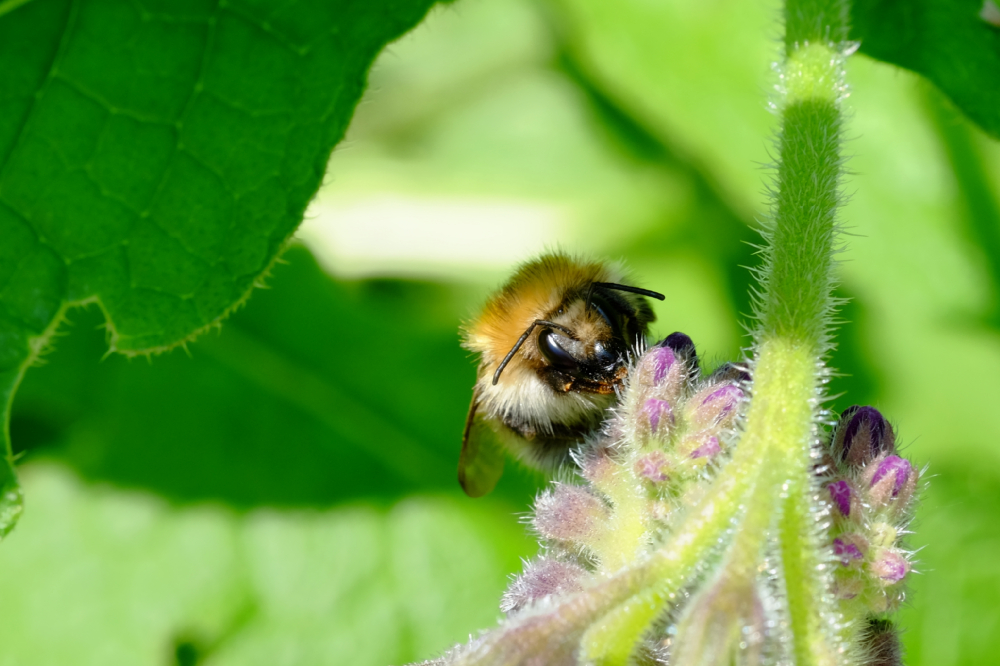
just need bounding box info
[4,0,1000,664]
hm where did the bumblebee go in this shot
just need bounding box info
[459,253,663,496]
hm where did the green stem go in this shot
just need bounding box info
[759,0,852,659]
[744,338,842,665]
[760,44,844,347]
[784,0,849,54]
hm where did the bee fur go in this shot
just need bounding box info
[462,253,658,474]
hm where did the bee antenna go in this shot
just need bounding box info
[493,320,577,385]
[591,282,666,301]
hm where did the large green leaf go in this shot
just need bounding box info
[0,463,535,665]
[9,245,546,661]
[0,0,437,535]
[543,0,775,215]
[13,246,543,506]
[852,0,1000,139]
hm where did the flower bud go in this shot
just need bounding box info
[870,456,912,494]
[644,398,674,436]
[579,447,617,489]
[634,451,670,483]
[832,533,868,568]
[866,455,916,508]
[659,331,698,372]
[634,340,692,407]
[500,557,587,614]
[869,521,897,549]
[689,435,722,460]
[533,485,609,545]
[688,383,743,429]
[640,345,676,387]
[827,479,854,518]
[869,549,909,585]
[632,345,686,410]
[832,406,896,466]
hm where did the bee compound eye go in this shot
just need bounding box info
[592,341,619,372]
[588,291,623,335]
[538,328,579,372]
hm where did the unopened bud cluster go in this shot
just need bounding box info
[822,405,921,617]
[418,335,921,666]
[504,332,747,616]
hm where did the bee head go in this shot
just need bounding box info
[460,255,664,481]
[487,281,663,394]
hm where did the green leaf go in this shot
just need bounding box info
[13,246,544,506]
[0,0,437,536]
[545,0,775,213]
[852,0,1000,139]
[897,463,1000,665]
[0,463,535,665]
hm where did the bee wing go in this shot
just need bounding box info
[458,391,506,497]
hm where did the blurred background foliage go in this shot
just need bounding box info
[4,0,1000,664]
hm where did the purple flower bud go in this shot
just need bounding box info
[870,456,913,497]
[579,447,616,491]
[635,343,688,404]
[704,384,742,419]
[833,405,896,466]
[647,346,676,385]
[686,383,742,430]
[870,549,909,585]
[833,536,866,566]
[658,332,698,372]
[645,398,674,434]
[702,385,739,410]
[827,480,853,517]
[533,485,608,544]
[690,436,721,459]
[634,451,670,482]
[500,558,586,614]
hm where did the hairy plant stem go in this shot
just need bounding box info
[754,0,852,660]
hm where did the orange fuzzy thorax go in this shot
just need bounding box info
[463,254,626,373]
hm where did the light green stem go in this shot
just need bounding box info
[768,36,851,665]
